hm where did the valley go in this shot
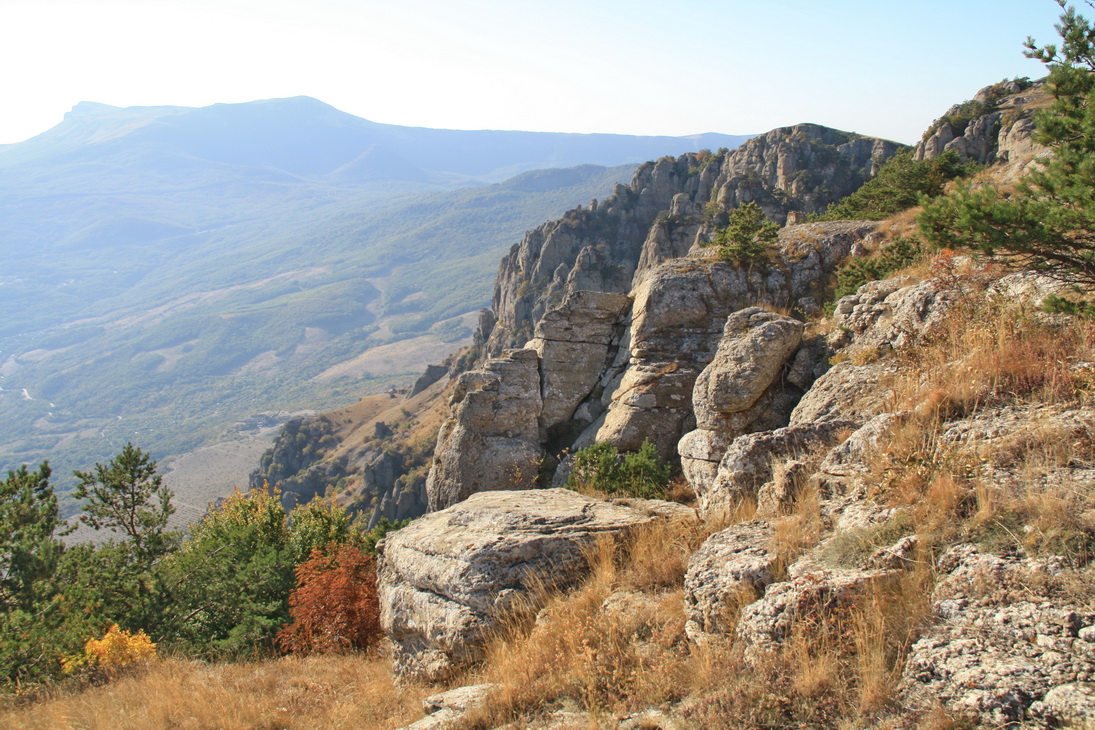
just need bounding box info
[0,97,748,504]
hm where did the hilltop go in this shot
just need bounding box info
[7,6,1095,725]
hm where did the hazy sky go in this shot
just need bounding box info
[0,0,1068,145]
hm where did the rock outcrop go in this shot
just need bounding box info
[678,308,803,494]
[426,221,880,507]
[378,488,693,681]
[426,349,544,511]
[683,520,777,642]
[526,290,632,447]
[366,80,1095,728]
[481,128,900,356]
[914,78,1048,182]
[584,221,876,460]
[898,544,1095,727]
[735,568,891,651]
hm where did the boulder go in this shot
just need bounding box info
[683,521,777,641]
[735,568,890,652]
[425,349,544,511]
[692,308,803,429]
[898,545,1095,727]
[678,308,803,494]
[701,422,851,517]
[400,684,496,730]
[378,488,692,681]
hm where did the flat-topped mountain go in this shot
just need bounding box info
[0,96,751,183]
[0,97,751,495]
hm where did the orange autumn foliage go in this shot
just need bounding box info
[277,543,381,655]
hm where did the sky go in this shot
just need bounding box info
[0,0,1070,146]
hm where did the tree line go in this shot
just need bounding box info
[0,444,401,688]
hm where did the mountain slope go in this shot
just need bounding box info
[0,97,752,495]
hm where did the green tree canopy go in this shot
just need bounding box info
[707,201,779,264]
[0,463,65,614]
[919,1,1095,284]
[73,443,175,561]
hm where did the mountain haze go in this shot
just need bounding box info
[0,97,751,496]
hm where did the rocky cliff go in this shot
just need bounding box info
[914,77,1049,182]
[428,219,879,510]
[480,125,902,356]
[371,80,1095,728]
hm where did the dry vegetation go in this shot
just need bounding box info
[874,278,1095,568]
[8,274,1095,729]
[0,653,428,730]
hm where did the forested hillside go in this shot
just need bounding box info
[0,97,748,496]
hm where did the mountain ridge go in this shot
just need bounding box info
[1,92,758,495]
[0,96,754,183]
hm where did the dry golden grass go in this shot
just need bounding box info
[682,562,934,729]
[876,206,922,241]
[893,292,1095,417]
[0,652,429,730]
[770,483,822,578]
[445,499,937,730]
[849,283,1095,570]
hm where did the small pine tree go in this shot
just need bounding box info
[73,443,175,561]
[707,201,779,264]
[919,1,1095,284]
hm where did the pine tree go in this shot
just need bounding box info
[73,443,175,561]
[920,1,1095,284]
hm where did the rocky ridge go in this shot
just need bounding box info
[372,81,1095,728]
[481,125,902,356]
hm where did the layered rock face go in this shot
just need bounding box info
[481,126,901,356]
[427,221,879,509]
[526,290,632,447]
[425,349,544,511]
[378,488,694,681]
[387,83,1085,727]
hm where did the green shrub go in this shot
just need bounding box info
[829,236,923,305]
[705,201,779,264]
[566,441,671,499]
[1042,293,1095,318]
[813,150,978,222]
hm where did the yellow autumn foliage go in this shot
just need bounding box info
[61,624,156,675]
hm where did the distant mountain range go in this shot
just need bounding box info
[0,96,750,183]
[0,96,751,499]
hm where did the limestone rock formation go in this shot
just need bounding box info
[409,363,448,398]
[587,222,874,460]
[428,222,879,509]
[378,488,692,681]
[527,290,631,446]
[481,130,900,356]
[400,684,497,729]
[898,544,1095,726]
[678,308,803,493]
[735,568,891,652]
[683,520,777,641]
[914,78,1048,181]
[700,422,851,517]
[426,349,544,511]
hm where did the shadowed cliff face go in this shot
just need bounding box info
[480,124,903,356]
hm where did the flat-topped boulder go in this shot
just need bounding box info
[378,488,694,681]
